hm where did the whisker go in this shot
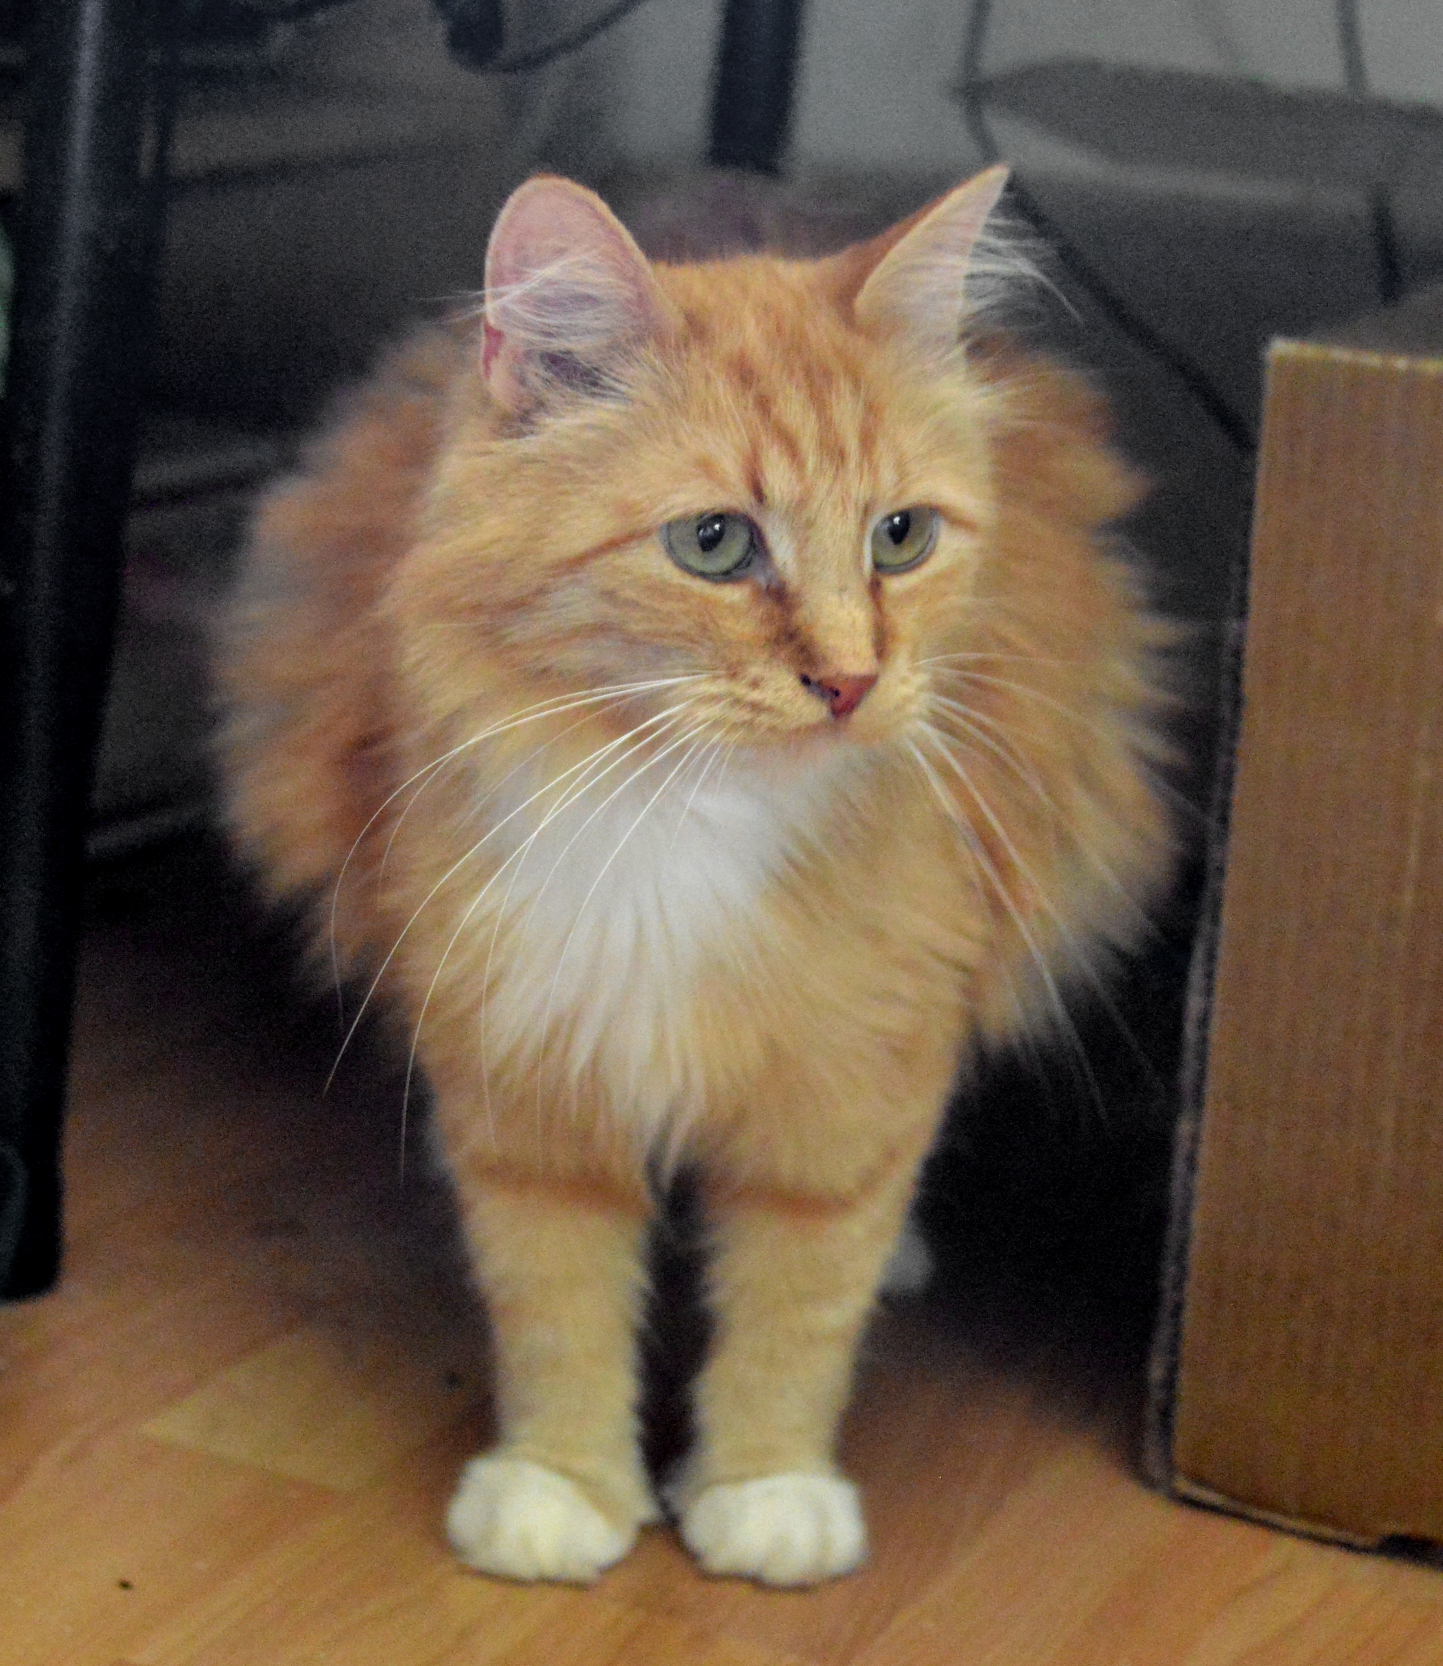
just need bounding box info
[916,724,1112,1121]
[328,698,697,1097]
[326,673,703,1013]
[905,736,967,837]
[918,650,1085,670]
[925,718,1164,1100]
[532,722,715,1124]
[403,703,701,1158]
[472,705,703,1089]
[926,694,1156,927]
[508,708,701,942]
[667,734,726,854]
[929,658,1196,828]
[378,689,660,889]
[381,673,708,857]
[930,664,1171,763]
[904,738,1050,1066]
[927,692,1051,802]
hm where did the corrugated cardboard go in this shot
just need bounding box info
[1147,290,1443,1547]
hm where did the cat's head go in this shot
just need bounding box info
[398,169,1136,759]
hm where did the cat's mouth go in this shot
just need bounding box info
[765,704,902,757]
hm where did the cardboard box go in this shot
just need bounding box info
[1146,290,1443,1546]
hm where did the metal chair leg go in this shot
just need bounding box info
[708,0,805,175]
[0,0,167,1298]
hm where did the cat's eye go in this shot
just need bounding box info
[870,506,939,574]
[661,512,759,581]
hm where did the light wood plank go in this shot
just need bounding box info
[142,1319,471,1491]
[0,1431,337,1666]
[850,1446,1443,1666]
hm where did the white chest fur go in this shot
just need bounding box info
[470,742,847,1141]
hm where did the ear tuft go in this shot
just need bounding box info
[482,176,664,415]
[853,166,1020,358]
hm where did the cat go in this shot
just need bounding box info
[213,164,1175,1587]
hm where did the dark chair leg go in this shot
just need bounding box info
[707,0,805,176]
[0,0,166,1298]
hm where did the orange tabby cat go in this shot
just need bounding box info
[215,165,1174,1586]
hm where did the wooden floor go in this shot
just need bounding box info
[5,841,1443,1666]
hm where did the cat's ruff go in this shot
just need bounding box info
[473,734,857,1145]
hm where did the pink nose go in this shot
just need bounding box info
[801,671,878,719]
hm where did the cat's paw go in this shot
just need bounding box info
[446,1455,636,1584]
[679,1473,867,1587]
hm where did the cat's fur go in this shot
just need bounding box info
[214,167,1175,1586]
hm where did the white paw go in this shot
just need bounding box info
[679,1473,867,1587]
[446,1455,635,1584]
[879,1217,934,1295]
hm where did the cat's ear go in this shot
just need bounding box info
[851,165,1013,358]
[481,175,665,415]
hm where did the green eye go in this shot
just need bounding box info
[661,512,759,580]
[871,506,939,573]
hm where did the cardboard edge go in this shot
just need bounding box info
[1169,1476,1387,1553]
[1140,359,1260,1493]
[1140,632,1243,1493]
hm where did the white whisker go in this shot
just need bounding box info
[403,703,702,1156]
[471,706,702,1096]
[929,664,1168,767]
[918,650,1084,670]
[532,723,715,1124]
[927,692,1051,803]
[326,673,703,1015]
[328,697,698,1101]
[915,723,1111,1120]
[904,737,1047,1054]
[924,718,1164,1102]
[668,735,726,854]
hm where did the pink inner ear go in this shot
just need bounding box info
[482,176,662,371]
[853,165,1011,353]
[481,321,504,379]
[486,179,606,295]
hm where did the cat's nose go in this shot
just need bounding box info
[801,671,878,718]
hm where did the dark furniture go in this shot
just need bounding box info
[0,0,169,1297]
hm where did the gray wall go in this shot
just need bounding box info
[597,0,1443,175]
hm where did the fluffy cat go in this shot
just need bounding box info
[214,165,1174,1587]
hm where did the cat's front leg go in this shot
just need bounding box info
[446,1174,660,1583]
[674,1154,922,1587]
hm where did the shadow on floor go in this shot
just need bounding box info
[82,825,1202,1486]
